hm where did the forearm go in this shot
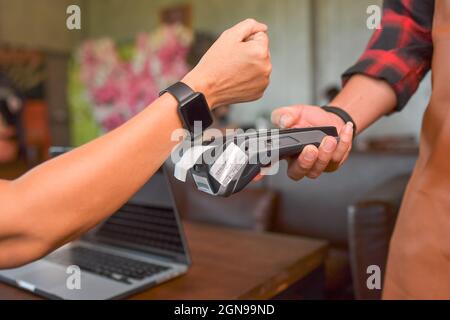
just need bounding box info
[0,19,271,268]
[331,74,397,134]
[0,92,184,267]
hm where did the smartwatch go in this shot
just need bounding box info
[160,82,213,137]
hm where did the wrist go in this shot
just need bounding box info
[322,105,357,136]
[326,111,346,130]
[182,71,216,110]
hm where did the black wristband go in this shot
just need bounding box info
[159,82,195,102]
[159,81,213,138]
[321,105,357,139]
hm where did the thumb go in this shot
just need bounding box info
[231,19,268,41]
[271,106,303,129]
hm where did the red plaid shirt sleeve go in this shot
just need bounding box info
[342,0,434,110]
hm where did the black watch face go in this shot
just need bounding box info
[179,93,213,135]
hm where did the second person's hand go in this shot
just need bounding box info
[271,104,354,180]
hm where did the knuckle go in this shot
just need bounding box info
[220,29,230,38]
[255,91,265,100]
[315,156,329,167]
[307,172,320,179]
[257,78,270,92]
[253,46,269,60]
[262,47,270,59]
[263,63,272,77]
[287,171,301,181]
[331,154,343,164]
[254,49,264,60]
[259,32,269,42]
[245,18,257,24]
[298,164,311,172]
[340,137,352,147]
[297,159,313,171]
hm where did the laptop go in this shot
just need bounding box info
[0,150,191,300]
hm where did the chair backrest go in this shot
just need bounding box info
[22,100,51,165]
[348,174,411,300]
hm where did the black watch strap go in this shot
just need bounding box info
[321,105,357,139]
[159,82,194,103]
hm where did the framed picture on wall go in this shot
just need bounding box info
[160,4,192,28]
[0,47,45,99]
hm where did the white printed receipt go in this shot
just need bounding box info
[174,145,214,182]
[210,143,248,187]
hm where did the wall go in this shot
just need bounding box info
[0,0,430,140]
[0,0,85,52]
[0,0,87,146]
[86,0,313,125]
[85,0,430,140]
[316,0,430,140]
[193,0,313,125]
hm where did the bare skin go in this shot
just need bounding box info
[0,19,272,269]
[270,74,397,181]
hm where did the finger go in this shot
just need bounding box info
[307,136,337,179]
[245,32,270,61]
[246,31,269,47]
[287,145,318,181]
[271,106,303,129]
[327,122,354,170]
[231,19,268,41]
[252,159,277,182]
[246,31,266,41]
[253,173,264,182]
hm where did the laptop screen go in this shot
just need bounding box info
[89,166,190,264]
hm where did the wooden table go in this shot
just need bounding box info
[0,222,328,300]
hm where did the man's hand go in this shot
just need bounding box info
[183,19,271,109]
[271,105,354,180]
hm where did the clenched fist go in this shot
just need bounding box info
[183,19,272,109]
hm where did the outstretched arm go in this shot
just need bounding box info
[0,19,272,269]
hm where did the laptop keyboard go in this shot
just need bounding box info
[46,246,169,285]
[95,203,185,254]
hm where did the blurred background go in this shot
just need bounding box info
[0,0,426,299]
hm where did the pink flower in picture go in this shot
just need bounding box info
[77,24,193,132]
